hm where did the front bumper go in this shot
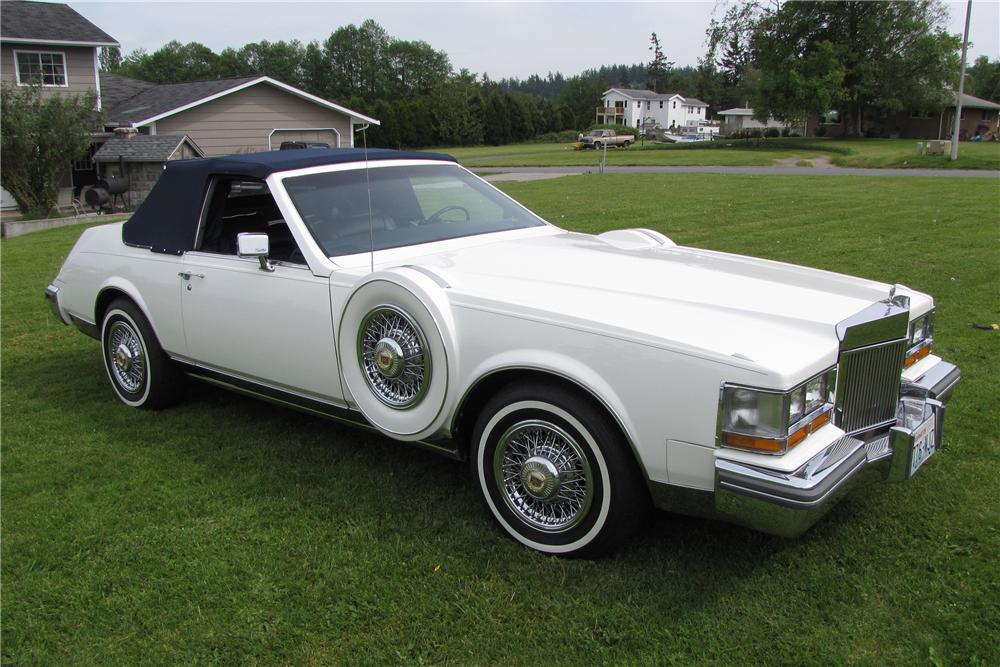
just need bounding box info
[714,357,960,537]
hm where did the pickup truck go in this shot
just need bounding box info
[580,129,634,149]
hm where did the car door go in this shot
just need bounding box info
[177,176,343,403]
[178,252,343,402]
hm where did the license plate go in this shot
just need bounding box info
[909,415,937,477]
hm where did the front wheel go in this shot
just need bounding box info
[622,141,631,148]
[471,382,647,557]
[101,298,183,409]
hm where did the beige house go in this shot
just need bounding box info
[1,1,378,214]
[0,0,118,210]
[0,1,117,106]
[102,74,379,155]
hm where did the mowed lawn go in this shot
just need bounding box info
[3,174,999,665]
[440,137,1000,170]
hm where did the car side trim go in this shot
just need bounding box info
[173,359,462,459]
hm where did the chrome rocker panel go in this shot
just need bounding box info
[713,358,960,538]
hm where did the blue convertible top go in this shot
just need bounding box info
[122,148,456,255]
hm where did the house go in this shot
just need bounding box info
[88,72,379,207]
[0,0,118,210]
[1,1,379,214]
[100,73,380,155]
[717,108,805,136]
[858,92,1000,140]
[0,0,117,106]
[596,88,709,131]
[808,93,1000,140]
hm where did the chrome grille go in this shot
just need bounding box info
[835,339,906,434]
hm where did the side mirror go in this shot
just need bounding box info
[237,232,274,272]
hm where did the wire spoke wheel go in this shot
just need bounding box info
[107,320,146,394]
[358,306,430,408]
[493,419,594,532]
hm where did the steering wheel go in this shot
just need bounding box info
[423,205,470,225]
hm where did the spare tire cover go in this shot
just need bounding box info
[338,270,455,439]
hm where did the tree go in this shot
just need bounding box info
[218,40,307,88]
[967,56,1000,102]
[118,41,220,82]
[0,85,99,218]
[647,32,675,93]
[100,46,122,72]
[750,1,960,134]
[558,74,608,130]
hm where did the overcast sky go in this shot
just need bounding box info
[69,1,1000,80]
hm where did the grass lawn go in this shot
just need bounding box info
[438,137,1000,170]
[3,175,999,665]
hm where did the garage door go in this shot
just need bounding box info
[269,129,341,150]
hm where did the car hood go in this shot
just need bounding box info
[380,229,927,384]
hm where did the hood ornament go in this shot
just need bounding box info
[888,284,910,311]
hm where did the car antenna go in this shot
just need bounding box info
[355,122,373,273]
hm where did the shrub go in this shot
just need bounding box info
[815,125,828,137]
[0,84,100,217]
[764,127,781,138]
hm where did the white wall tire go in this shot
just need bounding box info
[338,272,455,440]
[472,381,647,557]
[100,299,182,409]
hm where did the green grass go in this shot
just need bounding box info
[436,137,1000,170]
[3,174,999,664]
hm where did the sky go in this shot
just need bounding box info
[69,1,1000,81]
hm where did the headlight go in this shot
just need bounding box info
[905,310,934,368]
[719,367,836,454]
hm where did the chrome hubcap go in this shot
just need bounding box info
[521,456,560,500]
[494,420,593,532]
[107,321,145,393]
[359,306,430,409]
[373,338,405,378]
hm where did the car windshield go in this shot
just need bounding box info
[281,163,546,257]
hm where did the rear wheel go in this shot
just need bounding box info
[471,381,647,557]
[100,298,183,409]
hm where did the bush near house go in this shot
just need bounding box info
[0,85,100,218]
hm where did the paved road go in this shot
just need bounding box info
[481,165,1000,182]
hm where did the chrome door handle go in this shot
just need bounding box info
[178,272,205,280]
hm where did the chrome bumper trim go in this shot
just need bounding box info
[44,284,69,325]
[903,360,961,402]
[713,358,959,537]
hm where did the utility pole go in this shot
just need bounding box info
[951,0,972,161]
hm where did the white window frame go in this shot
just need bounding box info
[13,50,69,87]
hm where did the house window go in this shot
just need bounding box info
[659,101,663,109]
[673,101,676,109]
[14,51,67,87]
[982,110,991,121]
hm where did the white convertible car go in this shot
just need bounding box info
[46,148,960,556]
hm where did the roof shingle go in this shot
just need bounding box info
[102,74,260,126]
[0,1,117,45]
[93,134,202,163]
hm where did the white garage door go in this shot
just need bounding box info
[269,129,341,150]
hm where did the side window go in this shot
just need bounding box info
[197,178,305,264]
